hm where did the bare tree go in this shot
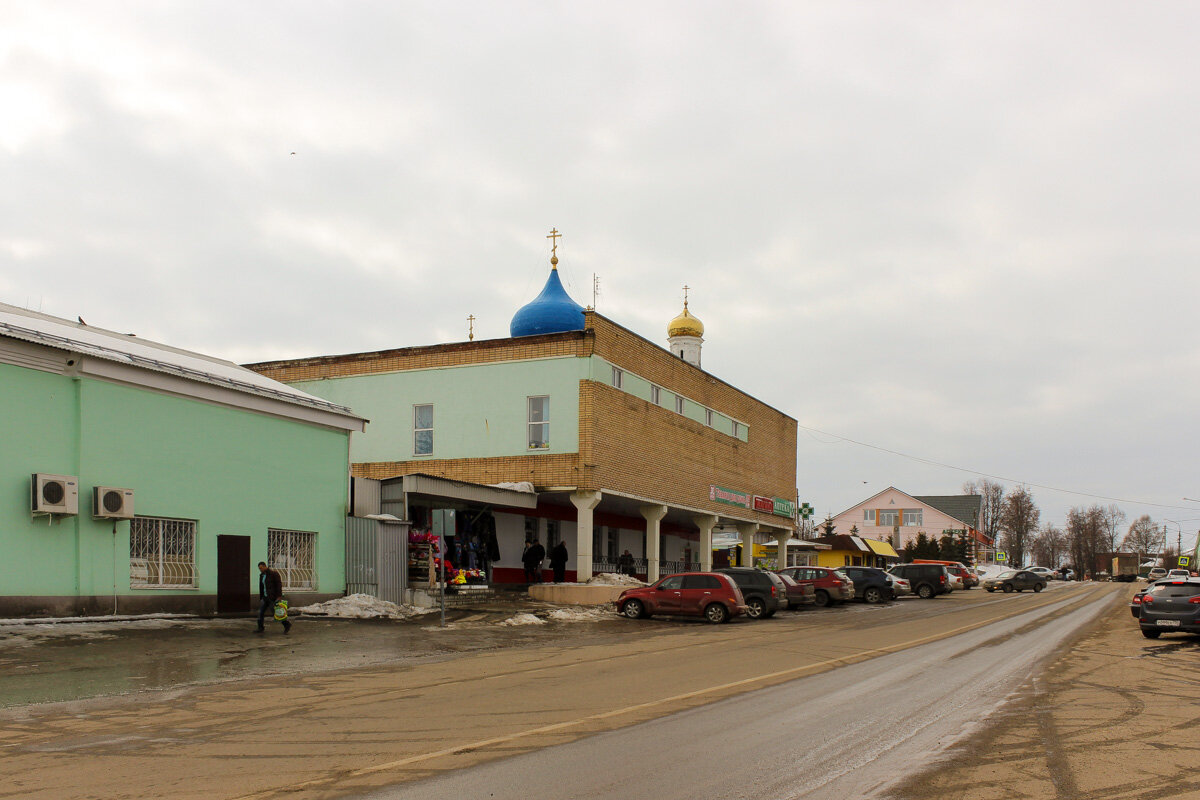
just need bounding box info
[962,478,1005,546]
[1066,505,1105,577]
[1099,504,1126,555]
[1122,515,1162,556]
[1031,523,1066,567]
[999,486,1040,566]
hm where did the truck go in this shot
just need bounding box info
[1111,554,1139,582]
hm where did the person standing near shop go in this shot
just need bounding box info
[524,539,546,584]
[549,540,568,583]
[256,561,290,634]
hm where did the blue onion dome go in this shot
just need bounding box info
[510,259,586,337]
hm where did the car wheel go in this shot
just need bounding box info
[813,590,831,607]
[621,599,644,619]
[1002,584,1014,593]
[704,603,729,624]
[917,584,935,599]
[746,598,766,619]
[1141,628,1161,639]
[863,587,883,604]
[1034,583,1044,593]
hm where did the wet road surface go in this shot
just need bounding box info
[355,585,1117,800]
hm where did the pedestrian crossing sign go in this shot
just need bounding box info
[1180,556,1191,567]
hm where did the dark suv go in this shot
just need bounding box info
[839,566,895,604]
[888,563,951,599]
[715,568,787,619]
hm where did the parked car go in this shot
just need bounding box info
[1130,583,1156,618]
[839,566,894,604]
[715,567,788,619]
[616,572,746,624]
[887,563,951,599]
[776,566,855,607]
[777,572,816,609]
[1138,578,1200,638]
[982,570,1046,593]
[1145,567,1168,583]
[945,571,964,591]
[1027,566,1056,580]
[885,572,911,597]
[914,559,978,588]
[1166,569,1192,579]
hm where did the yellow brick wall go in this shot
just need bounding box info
[353,453,582,486]
[248,331,593,383]
[582,380,796,526]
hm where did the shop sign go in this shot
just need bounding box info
[753,495,775,513]
[772,498,796,518]
[710,485,751,508]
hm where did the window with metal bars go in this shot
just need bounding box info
[130,516,198,588]
[268,528,317,590]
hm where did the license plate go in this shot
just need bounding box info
[1156,619,1181,627]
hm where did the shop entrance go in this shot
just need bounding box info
[216,535,251,614]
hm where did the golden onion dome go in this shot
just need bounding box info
[668,303,704,338]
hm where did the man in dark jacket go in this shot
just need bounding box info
[257,561,291,634]
[549,540,569,583]
[523,540,546,584]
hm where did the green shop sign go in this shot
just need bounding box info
[772,498,796,518]
[710,485,751,509]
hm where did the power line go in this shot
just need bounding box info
[798,422,1199,512]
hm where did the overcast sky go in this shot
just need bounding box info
[4,2,1199,547]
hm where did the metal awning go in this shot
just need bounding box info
[395,473,538,509]
[864,538,899,558]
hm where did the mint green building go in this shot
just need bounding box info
[0,302,365,617]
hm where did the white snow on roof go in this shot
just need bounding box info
[0,302,354,416]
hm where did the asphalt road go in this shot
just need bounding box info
[0,582,1122,800]
[357,585,1116,800]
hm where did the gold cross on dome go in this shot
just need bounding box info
[682,284,691,308]
[467,314,476,341]
[546,228,561,256]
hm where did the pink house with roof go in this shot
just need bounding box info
[831,487,990,555]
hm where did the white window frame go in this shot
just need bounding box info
[731,420,740,438]
[130,516,198,589]
[413,403,434,456]
[650,385,661,405]
[903,509,923,527]
[268,528,317,591]
[705,408,714,427]
[878,509,899,526]
[864,509,876,523]
[674,395,685,414]
[527,395,550,449]
[611,366,624,389]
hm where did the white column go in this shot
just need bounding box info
[736,522,759,568]
[570,490,602,582]
[775,529,791,569]
[693,514,718,572]
[641,504,668,583]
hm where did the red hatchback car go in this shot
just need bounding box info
[776,566,855,607]
[616,572,747,624]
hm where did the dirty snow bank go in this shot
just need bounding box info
[294,593,433,620]
[497,612,546,627]
[585,572,644,586]
[545,607,611,622]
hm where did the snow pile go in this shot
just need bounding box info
[586,572,644,587]
[546,607,610,623]
[294,593,433,620]
[497,612,546,627]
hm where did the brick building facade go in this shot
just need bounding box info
[250,302,798,583]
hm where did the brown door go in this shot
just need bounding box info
[217,535,252,614]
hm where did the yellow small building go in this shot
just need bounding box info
[809,534,899,569]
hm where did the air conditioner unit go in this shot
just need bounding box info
[93,486,135,520]
[32,473,79,515]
